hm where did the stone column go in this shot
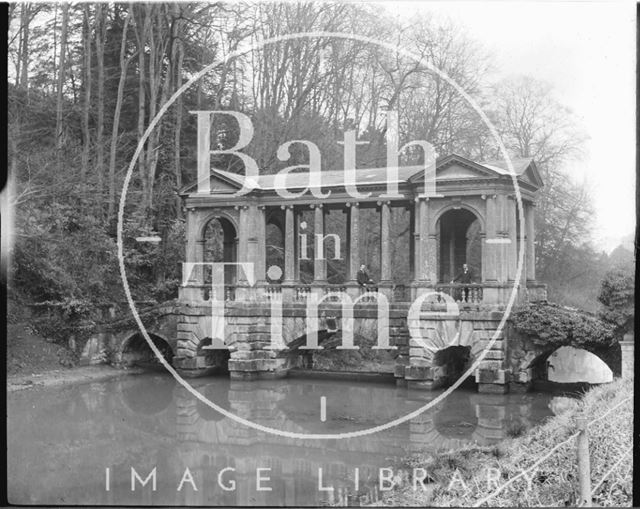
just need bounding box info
[506,196,518,282]
[495,194,509,283]
[409,204,415,280]
[412,198,422,283]
[283,205,295,283]
[237,205,250,283]
[379,200,392,283]
[256,206,267,283]
[418,197,431,282]
[347,203,360,282]
[185,208,200,265]
[482,195,498,282]
[181,209,204,301]
[525,202,536,281]
[313,204,327,282]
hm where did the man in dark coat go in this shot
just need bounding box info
[357,264,374,286]
[452,263,474,301]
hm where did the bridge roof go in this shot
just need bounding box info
[180,153,542,195]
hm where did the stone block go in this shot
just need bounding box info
[409,357,432,367]
[393,335,409,346]
[478,383,509,394]
[196,356,211,369]
[228,358,285,372]
[483,350,504,360]
[475,368,509,384]
[512,368,532,384]
[176,348,195,358]
[478,360,504,370]
[393,365,406,378]
[404,366,433,380]
[508,382,531,393]
[230,350,276,360]
[408,379,443,390]
[409,347,428,358]
[174,357,198,369]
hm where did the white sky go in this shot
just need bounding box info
[378,0,636,251]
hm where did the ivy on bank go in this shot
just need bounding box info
[511,302,616,349]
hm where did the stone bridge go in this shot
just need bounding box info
[78,291,617,394]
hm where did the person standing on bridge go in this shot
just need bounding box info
[357,264,374,287]
[451,263,474,302]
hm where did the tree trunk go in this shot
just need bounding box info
[107,12,132,220]
[55,2,69,172]
[19,3,30,90]
[95,3,106,218]
[81,4,92,195]
[173,8,184,218]
[132,3,149,214]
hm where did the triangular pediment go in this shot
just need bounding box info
[408,154,496,184]
[522,162,544,188]
[179,169,245,195]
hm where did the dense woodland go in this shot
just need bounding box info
[6,2,634,324]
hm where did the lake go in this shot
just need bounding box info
[8,372,560,505]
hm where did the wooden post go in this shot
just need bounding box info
[576,417,592,507]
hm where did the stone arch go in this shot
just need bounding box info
[197,210,239,242]
[431,202,486,234]
[119,332,174,368]
[520,346,614,385]
[200,214,239,293]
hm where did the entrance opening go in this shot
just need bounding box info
[265,221,284,283]
[438,209,482,283]
[203,216,237,294]
[121,333,174,369]
[528,347,614,391]
[433,345,475,388]
[197,338,231,374]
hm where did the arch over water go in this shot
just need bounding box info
[120,332,174,368]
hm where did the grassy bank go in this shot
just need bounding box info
[382,378,633,507]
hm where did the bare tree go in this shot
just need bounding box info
[55,2,69,172]
[107,9,134,220]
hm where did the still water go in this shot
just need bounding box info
[8,373,559,506]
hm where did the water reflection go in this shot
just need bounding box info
[8,373,556,506]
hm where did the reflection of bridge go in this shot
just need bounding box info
[9,371,555,506]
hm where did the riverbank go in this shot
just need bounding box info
[7,365,146,392]
[381,377,633,507]
[7,322,145,392]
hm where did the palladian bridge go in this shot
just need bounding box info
[170,153,547,393]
